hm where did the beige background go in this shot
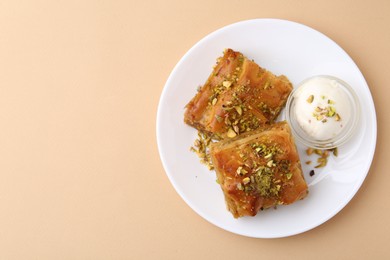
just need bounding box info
[0,0,388,259]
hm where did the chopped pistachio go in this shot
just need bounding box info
[286,172,293,180]
[317,157,327,163]
[224,116,231,126]
[236,166,248,175]
[327,106,336,117]
[264,81,271,89]
[190,130,214,170]
[322,150,329,157]
[314,162,326,168]
[212,97,217,105]
[332,147,338,157]
[233,125,240,135]
[306,95,314,103]
[267,160,274,167]
[314,156,327,168]
[222,80,232,88]
[335,113,341,121]
[327,110,335,117]
[235,106,243,115]
[242,177,250,185]
[194,139,200,147]
[305,146,338,171]
[306,148,314,155]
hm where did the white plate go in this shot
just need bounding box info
[156,19,377,238]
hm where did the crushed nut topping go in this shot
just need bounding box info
[309,95,341,123]
[305,147,338,170]
[190,131,215,170]
[231,142,292,198]
[306,95,314,104]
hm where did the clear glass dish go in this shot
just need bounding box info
[285,75,360,149]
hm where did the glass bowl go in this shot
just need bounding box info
[285,75,360,149]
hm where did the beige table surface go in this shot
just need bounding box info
[0,0,389,259]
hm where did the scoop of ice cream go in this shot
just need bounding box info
[293,77,351,141]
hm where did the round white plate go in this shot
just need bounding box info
[156,19,377,238]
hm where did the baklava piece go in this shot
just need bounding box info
[210,121,308,218]
[184,49,293,139]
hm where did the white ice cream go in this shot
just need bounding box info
[293,77,351,140]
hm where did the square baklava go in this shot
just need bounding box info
[210,121,308,218]
[184,49,293,139]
